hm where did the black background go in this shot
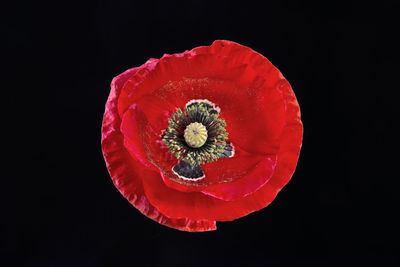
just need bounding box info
[2,0,399,266]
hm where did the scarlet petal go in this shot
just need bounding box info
[201,154,277,201]
[102,65,216,231]
[158,141,277,198]
[102,40,303,226]
[141,159,277,221]
[122,41,286,195]
[119,77,281,196]
[120,105,155,169]
[141,67,302,221]
[117,47,286,156]
[120,102,179,179]
[134,93,177,136]
[115,46,286,195]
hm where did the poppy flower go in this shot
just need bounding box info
[101,40,303,232]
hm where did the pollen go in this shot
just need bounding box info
[161,101,228,166]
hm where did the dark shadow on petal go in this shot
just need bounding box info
[172,161,204,180]
[219,141,234,158]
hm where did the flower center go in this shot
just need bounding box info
[184,122,208,148]
[162,101,229,166]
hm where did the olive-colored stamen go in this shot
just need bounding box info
[162,101,228,166]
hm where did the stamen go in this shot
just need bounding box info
[162,101,229,166]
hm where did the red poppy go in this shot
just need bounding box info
[101,40,303,232]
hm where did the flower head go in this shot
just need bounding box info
[101,40,303,232]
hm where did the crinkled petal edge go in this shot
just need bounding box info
[101,65,216,232]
